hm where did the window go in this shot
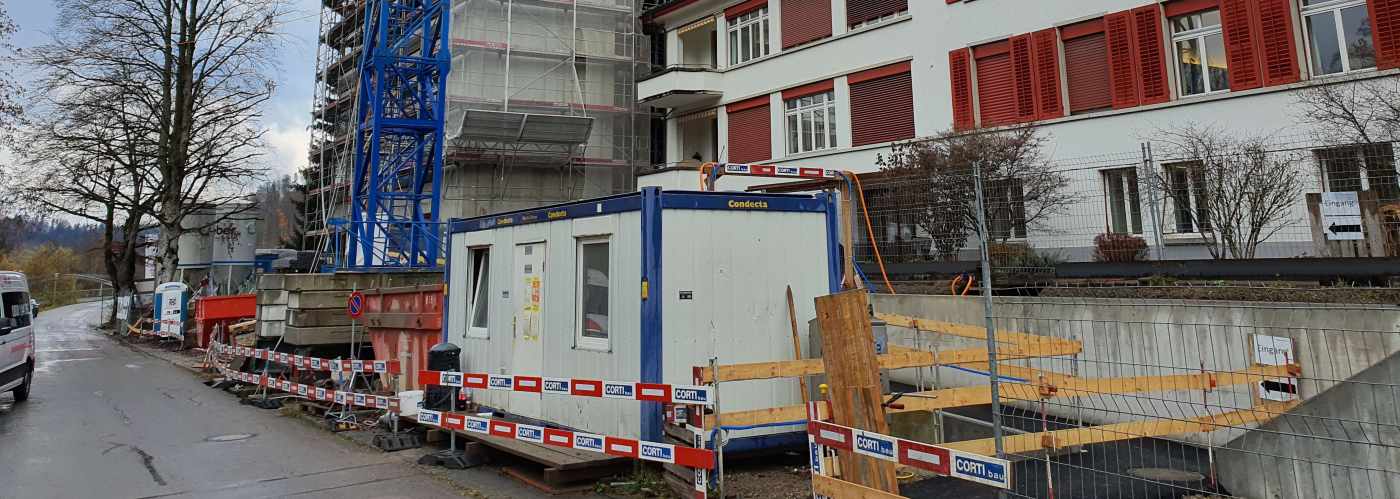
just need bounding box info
[1165,162,1212,233]
[466,247,490,338]
[1172,10,1229,96]
[1302,0,1376,76]
[2,291,30,329]
[1062,27,1113,114]
[1102,168,1143,234]
[576,238,610,350]
[785,92,837,154]
[727,7,769,65]
[850,62,915,146]
[985,178,1028,240]
[1317,143,1399,202]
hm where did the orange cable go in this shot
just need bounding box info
[849,172,896,294]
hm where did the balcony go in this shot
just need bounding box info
[638,65,723,108]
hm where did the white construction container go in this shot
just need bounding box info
[444,187,839,446]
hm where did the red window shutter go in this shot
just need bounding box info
[976,52,1017,126]
[851,71,915,146]
[1132,6,1169,105]
[1164,0,1219,17]
[724,0,767,18]
[1032,29,1064,120]
[1010,34,1037,123]
[949,49,975,130]
[781,79,834,100]
[847,0,907,27]
[1219,0,1262,90]
[1373,0,1400,69]
[782,0,832,49]
[1256,0,1299,86]
[726,100,770,163]
[1105,11,1140,109]
[1064,32,1113,113]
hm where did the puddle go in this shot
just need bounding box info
[205,433,256,442]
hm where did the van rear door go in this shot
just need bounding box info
[0,290,33,377]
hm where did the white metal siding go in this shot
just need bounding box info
[661,208,830,435]
[445,212,645,438]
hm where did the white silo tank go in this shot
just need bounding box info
[177,210,213,270]
[208,204,260,294]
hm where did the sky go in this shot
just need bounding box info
[8,0,323,179]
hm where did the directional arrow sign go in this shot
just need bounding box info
[1320,192,1364,241]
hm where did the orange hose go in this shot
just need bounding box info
[961,275,974,296]
[849,173,896,294]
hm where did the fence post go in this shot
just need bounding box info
[1141,141,1166,260]
[971,161,1007,486]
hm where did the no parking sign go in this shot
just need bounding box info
[347,291,365,319]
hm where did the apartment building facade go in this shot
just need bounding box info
[638,0,1400,260]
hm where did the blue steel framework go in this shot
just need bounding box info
[347,0,452,269]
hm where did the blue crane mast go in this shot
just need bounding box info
[347,0,452,269]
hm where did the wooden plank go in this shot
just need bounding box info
[698,339,1081,383]
[815,290,898,494]
[707,364,1298,427]
[944,400,1297,456]
[786,285,810,404]
[811,473,904,499]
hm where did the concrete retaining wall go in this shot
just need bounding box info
[871,294,1400,448]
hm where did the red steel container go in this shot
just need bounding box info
[194,293,257,348]
[359,284,444,390]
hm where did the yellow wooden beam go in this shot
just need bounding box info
[811,473,904,499]
[943,400,1298,456]
[698,340,1082,384]
[705,364,1297,427]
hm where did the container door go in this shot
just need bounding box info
[511,242,546,419]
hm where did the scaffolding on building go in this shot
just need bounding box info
[304,0,655,265]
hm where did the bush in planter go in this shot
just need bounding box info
[1093,233,1148,262]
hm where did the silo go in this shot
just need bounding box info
[176,211,213,287]
[208,204,260,295]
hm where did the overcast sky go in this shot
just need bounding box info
[8,1,323,179]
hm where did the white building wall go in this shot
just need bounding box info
[642,0,1400,260]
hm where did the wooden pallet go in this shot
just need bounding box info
[450,427,630,491]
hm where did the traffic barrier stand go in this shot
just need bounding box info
[417,368,715,495]
[210,340,402,376]
[804,401,1013,497]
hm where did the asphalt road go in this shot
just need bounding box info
[0,302,466,499]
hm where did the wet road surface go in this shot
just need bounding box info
[0,302,465,499]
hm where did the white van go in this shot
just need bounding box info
[0,271,35,402]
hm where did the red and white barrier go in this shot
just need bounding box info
[414,408,715,470]
[804,401,1012,490]
[210,341,401,375]
[217,365,401,412]
[417,369,713,406]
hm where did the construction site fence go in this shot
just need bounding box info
[851,133,1400,284]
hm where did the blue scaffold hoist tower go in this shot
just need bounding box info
[347,0,452,269]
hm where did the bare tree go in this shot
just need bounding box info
[31,0,290,282]
[0,1,23,144]
[1151,125,1307,259]
[1293,77,1400,145]
[875,128,1075,260]
[10,83,157,322]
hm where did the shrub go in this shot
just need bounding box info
[1093,233,1148,262]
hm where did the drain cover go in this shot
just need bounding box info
[1127,467,1205,482]
[205,433,256,442]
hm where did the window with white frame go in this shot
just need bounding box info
[1102,168,1143,234]
[1302,0,1376,76]
[575,238,611,350]
[1171,10,1228,96]
[785,92,838,155]
[1165,162,1212,234]
[466,247,490,338]
[985,178,1028,240]
[727,8,769,65]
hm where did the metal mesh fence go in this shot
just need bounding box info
[858,130,1400,498]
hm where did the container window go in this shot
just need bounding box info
[576,238,610,351]
[2,291,30,329]
[467,248,490,338]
